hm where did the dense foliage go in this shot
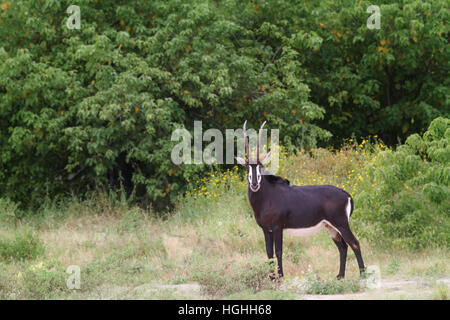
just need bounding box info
[298,0,449,145]
[356,117,449,248]
[181,118,449,249]
[0,0,448,209]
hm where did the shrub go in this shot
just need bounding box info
[192,258,277,298]
[0,198,20,226]
[301,272,364,295]
[355,117,449,249]
[432,282,449,300]
[0,230,45,263]
[116,207,145,234]
[21,262,68,299]
[224,289,298,300]
[385,257,401,275]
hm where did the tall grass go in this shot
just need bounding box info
[0,230,44,263]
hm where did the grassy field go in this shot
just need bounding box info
[0,142,448,300]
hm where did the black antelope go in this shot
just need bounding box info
[235,121,366,279]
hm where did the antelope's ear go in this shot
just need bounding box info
[260,150,272,164]
[235,157,247,166]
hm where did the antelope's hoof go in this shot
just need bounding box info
[268,272,277,281]
[359,268,367,279]
[268,272,283,282]
[336,274,345,280]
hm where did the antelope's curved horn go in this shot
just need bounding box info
[243,120,251,162]
[257,121,266,162]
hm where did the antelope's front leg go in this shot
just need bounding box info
[263,229,274,260]
[273,226,283,278]
[263,229,276,280]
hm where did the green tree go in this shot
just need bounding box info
[296,0,449,145]
[0,0,327,209]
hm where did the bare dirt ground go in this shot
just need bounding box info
[90,277,449,300]
[298,277,450,300]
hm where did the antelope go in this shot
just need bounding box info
[235,121,366,279]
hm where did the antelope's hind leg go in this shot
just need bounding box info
[325,224,348,279]
[335,226,366,277]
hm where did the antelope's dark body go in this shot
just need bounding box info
[249,177,353,232]
[237,121,365,279]
[247,171,365,279]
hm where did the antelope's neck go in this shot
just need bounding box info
[248,184,267,214]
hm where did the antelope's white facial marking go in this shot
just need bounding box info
[248,164,262,192]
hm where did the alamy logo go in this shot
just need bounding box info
[66,5,81,30]
[66,265,81,290]
[366,5,381,30]
[365,265,381,289]
[171,121,279,174]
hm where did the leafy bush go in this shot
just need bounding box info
[0,197,20,226]
[192,258,277,298]
[224,289,298,300]
[301,272,364,295]
[21,261,68,299]
[116,207,145,234]
[432,282,449,300]
[356,117,449,249]
[0,230,45,262]
[385,257,401,275]
[0,0,329,210]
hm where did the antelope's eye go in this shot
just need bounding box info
[248,168,252,181]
